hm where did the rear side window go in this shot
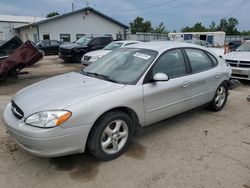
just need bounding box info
[206,52,218,66]
[152,49,186,78]
[185,49,213,73]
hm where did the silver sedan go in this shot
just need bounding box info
[3,41,232,160]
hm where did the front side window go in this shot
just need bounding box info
[101,38,112,45]
[90,38,101,46]
[152,49,186,78]
[83,48,158,84]
[185,48,213,73]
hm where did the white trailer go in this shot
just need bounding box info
[168,31,225,47]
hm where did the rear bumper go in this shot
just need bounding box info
[3,103,92,157]
[231,67,250,80]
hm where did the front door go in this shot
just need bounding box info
[143,49,193,125]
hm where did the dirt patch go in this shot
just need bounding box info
[49,153,100,182]
[125,142,147,159]
[243,185,250,188]
[0,136,19,155]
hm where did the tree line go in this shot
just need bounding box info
[129,16,250,36]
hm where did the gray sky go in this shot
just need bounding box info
[0,0,249,31]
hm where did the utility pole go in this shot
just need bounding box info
[72,3,74,12]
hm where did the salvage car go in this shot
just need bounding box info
[0,36,23,61]
[36,40,62,55]
[224,40,250,80]
[81,40,142,65]
[59,35,113,63]
[3,41,232,160]
[0,40,43,80]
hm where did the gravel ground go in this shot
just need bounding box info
[0,56,249,188]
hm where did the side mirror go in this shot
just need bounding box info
[153,73,169,82]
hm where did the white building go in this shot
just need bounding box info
[16,7,128,42]
[0,14,44,41]
[168,31,226,47]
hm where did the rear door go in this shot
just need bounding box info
[143,49,194,125]
[183,48,218,108]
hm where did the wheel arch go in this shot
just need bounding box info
[86,106,140,146]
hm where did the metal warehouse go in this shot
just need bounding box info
[15,7,129,42]
[0,15,44,41]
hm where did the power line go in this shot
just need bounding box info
[226,0,247,18]
[117,0,181,13]
[139,0,192,16]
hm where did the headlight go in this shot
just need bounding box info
[91,56,102,62]
[25,110,72,128]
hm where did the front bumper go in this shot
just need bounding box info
[3,103,92,157]
[59,52,73,61]
[231,67,250,80]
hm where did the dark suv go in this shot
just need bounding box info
[59,36,113,63]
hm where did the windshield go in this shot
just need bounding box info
[75,36,91,45]
[103,42,123,50]
[82,48,158,84]
[236,42,250,52]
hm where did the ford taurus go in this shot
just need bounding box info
[3,41,232,160]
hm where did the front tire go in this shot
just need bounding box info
[208,83,228,111]
[87,111,133,161]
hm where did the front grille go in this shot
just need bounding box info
[226,59,250,68]
[84,56,91,61]
[11,101,24,119]
[232,74,249,78]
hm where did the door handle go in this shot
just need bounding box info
[181,82,190,88]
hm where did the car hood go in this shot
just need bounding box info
[223,51,250,61]
[60,43,87,50]
[13,72,125,116]
[85,49,111,57]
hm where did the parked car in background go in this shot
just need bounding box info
[36,40,62,55]
[185,39,213,47]
[224,40,250,80]
[184,39,224,57]
[228,40,242,51]
[81,40,142,65]
[59,35,113,63]
[3,41,233,161]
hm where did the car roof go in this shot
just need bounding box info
[123,41,206,53]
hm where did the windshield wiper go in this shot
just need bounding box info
[81,70,121,84]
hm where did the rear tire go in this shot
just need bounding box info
[208,83,228,112]
[87,111,133,161]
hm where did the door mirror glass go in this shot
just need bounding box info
[153,73,169,82]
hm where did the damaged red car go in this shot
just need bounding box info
[0,37,43,80]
